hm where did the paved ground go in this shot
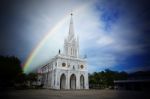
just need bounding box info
[2,89,150,99]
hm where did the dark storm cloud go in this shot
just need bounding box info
[0,0,150,72]
[0,0,50,61]
[0,0,30,60]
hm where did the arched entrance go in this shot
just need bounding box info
[80,75,84,89]
[60,74,66,89]
[70,74,76,89]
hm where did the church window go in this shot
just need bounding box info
[62,63,66,67]
[73,66,75,70]
[80,65,84,69]
[71,48,72,55]
[68,64,70,67]
[55,62,57,66]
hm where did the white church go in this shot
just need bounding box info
[38,13,89,90]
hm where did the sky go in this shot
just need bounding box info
[0,0,150,73]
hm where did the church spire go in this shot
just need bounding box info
[64,13,79,58]
[68,13,74,40]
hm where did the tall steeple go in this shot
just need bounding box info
[68,13,75,41]
[64,13,79,58]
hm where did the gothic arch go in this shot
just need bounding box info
[60,73,66,89]
[80,75,84,89]
[70,74,76,89]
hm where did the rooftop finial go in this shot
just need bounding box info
[71,13,73,16]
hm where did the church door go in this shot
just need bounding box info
[60,74,66,89]
[80,75,84,89]
[70,74,76,89]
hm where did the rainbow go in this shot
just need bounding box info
[23,4,88,73]
[23,15,68,73]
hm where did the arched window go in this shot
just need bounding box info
[73,66,75,70]
[71,47,72,55]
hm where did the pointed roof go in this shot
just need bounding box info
[68,13,75,41]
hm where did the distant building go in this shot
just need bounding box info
[38,13,89,90]
[114,79,150,91]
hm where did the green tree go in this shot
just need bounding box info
[0,55,23,87]
[89,69,128,89]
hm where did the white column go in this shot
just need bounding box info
[85,72,89,89]
[55,70,59,89]
[76,73,80,89]
[68,72,70,89]
[66,71,70,89]
[51,71,54,88]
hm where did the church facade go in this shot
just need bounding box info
[38,14,89,90]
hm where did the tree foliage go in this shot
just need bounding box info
[0,55,39,88]
[89,69,128,89]
[0,55,23,86]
